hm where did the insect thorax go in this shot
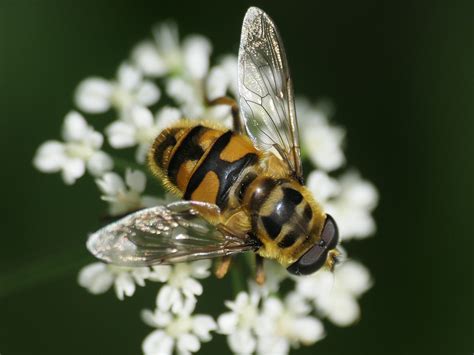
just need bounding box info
[241,176,326,266]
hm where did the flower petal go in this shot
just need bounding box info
[125,169,146,193]
[327,293,360,327]
[285,292,311,315]
[306,170,340,204]
[33,141,65,172]
[157,285,180,312]
[227,330,256,355]
[62,111,89,142]
[179,296,197,316]
[132,41,167,77]
[192,315,216,341]
[154,310,173,327]
[206,67,228,100]
[96,172,125,196]
[326,202,376,240]
[304,124,345,171]
[295,269,333,302]
[166,77,194,105]
[105,121,136,148]
[177,333,200,354]
[83,130,104,149]
[131,267,151,286]
[256,336,288,355]
[87,151,113,177]
[182,35,211,80]
[182,278,202,298]
[135,143,150,164]
[141,309,158,327]
[218,55,238,96]
[117,63,142,90]
[142,330,174,355]
[130,106,154,128]
[217,312,238,334]
[149,265,172,282]
[136,81,161,107]
[155,106,181,131]
[75,78,112,113]
[114,272,136,300]
[61,157,85,184]
[336,260,372,297]
[293,316,325,344]
[261,297,283,317]
[152,21,180,59]
[341,172,379,209]
[77,262,114,294]
[189,260,211,279]
[230,292,251,311]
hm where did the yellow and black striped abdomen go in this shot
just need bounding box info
[148,124,260,208]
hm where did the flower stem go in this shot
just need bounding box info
[230,263,245,295]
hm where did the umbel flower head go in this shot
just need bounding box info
[34,111,113,184]
[33,10,378,355]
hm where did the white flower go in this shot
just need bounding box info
[297,97,335,122]
[217,55,238,97]
[154,260,212,314]
[75,62,160,115]
[96,169,161,216]
[307,170,378,241]
[303,122,345,172]
[142,301,216,355]
[296,260,372,327]
[256,293,325,355]
[297,99,345,171]
[217,291,260,354]
[105,106,181,162]
[78,262,151,300]
[33,111,113,184]
[133,22,239,124]
[326,171,378,240]
[307,170,341,204]
[134,22,235,123]
[166,64,233,125]
[132,22,211,80]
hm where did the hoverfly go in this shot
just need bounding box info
[87,7,340,282]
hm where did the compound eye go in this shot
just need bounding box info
[286,214,339,276]
[321,214,339,250]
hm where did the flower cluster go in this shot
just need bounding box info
[218,290,326,354]
[33,111,113,184]
[142,298,216,355]
[34,19,378,355]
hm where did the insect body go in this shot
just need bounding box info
[87,7,340,277]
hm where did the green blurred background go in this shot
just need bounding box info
[0,0,472,354]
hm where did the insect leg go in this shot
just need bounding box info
[255,254,265,285]
[207,96,243,133]
[214,255,232,279]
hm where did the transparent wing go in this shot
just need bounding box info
[238,7,303,180]
[87,201,258,267]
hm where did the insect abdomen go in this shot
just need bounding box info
[148,124,260,208]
